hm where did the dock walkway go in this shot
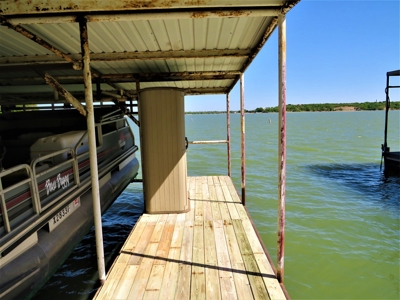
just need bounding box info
[94,176,285,299]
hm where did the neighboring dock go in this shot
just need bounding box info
[94,176,285,300]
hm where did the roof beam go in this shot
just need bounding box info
[8,8,280,24]
[100,72,240,82]
[0,49,250,66]
[185,87,228,95]
[3,6,281,23]
[1,71,241,85]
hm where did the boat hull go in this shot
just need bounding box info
[383,151,400,176]
[0,157,139,300]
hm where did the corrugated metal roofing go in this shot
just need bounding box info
[0,0,299,105]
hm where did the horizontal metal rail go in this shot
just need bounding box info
[188,140,228,145]
[0,143,137,255]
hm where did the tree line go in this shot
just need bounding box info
[254,101,399,113]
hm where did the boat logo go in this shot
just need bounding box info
[45,173,70,195]
[119,133,126,149]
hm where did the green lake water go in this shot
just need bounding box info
[34,110,399,299]
[186,111,399,299]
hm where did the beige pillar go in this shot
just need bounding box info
[139,88,189,214]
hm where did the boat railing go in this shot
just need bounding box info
[0,164,38,235]
[31,148,79,213]
[0,114,137,254]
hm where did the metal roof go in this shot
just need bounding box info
[0,0,299,106]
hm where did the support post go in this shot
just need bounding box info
[78,17,106,284]
[240,74,246,206]
[226,93,231,177]
[383,73,390,152]
[277,13,287,284]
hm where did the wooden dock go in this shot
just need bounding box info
[94,176,286,300]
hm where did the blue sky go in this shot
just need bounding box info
[185,0,400,112]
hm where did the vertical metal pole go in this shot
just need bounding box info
[240,74,246,206]
[79,17,106,283]
[226,93,231,177]
[277,13,287,284]
[383,73,390,151]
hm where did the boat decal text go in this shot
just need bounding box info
[45,173,70,195]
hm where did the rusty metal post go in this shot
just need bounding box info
[79,17,106,284]
[226,93,231,177]
[277,13,287,284]
[240,74,246,206]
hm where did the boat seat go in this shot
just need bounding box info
[1,132,53,169]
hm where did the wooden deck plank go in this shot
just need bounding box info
[175,219,194,300]
[214,219,237,300]
[219,202,231,220]
[186,199,195,220]
[218,175,227,186]
[195,177,202,199]
[208,178,222,220]
[224,176,242,203]
[158,247,181,299]
[194,178,204,222]
[94,176,286,300]
[220,177,241,220]
[191,219,205,300]
[95,260,127,300]
[128,223,156,265]
[150,220,166,243]
[188,176,196,200]
[232,219,270,300]
[158,218,185,298]
[223,219,254,299]
[143,264,165,299]
[121,221,147,252]
[126,242,158,299]
[254,253,286,300]
[202,178,213,221]
[154,223,174,265]
[241,219,265,255]
[111,265,139,300]
[204,220,221,300]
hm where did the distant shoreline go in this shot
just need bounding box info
[186,101,399,114]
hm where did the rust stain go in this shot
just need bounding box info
[215,10,250,18]
[190,10,250,19]
[190,11,209,19]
